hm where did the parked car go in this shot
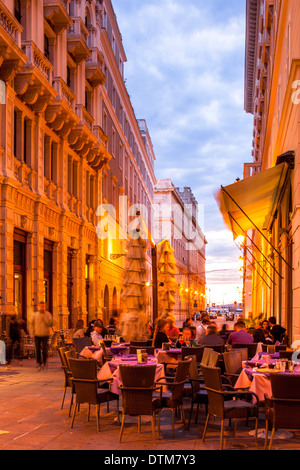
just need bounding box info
[209,311,218,319]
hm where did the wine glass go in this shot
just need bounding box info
[178,336,184,347]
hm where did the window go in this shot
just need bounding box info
[14,0,21,22]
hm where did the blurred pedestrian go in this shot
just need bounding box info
[31,301,53,371]
[198,324,225,347]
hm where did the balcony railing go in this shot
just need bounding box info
[21,40,53,82]
[52,77,76,110]
[0,2,22,47]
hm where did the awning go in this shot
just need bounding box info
[215,162,290,237]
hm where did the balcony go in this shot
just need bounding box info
[43,0,73,34]
[85,47,106,88]
[45,77,79,138]
[0,2,28,81]
[67,17,91,65]
[14,40,56,109]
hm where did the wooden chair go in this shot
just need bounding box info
[118,364,159,443]
[201,364,259,450]
[264,374,300,450]
[69,358,120,432]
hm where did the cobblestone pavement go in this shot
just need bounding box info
[0,357,299,452]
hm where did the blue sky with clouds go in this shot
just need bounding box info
[113,0,254,303]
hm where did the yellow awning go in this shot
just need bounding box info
[215,162,290,238]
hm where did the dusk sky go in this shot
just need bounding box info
[113,0,254,304]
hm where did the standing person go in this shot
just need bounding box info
[8,316,23,367]
[268,317,286,343]
[31,301,53,371]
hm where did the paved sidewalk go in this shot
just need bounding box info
[0,357,299,451]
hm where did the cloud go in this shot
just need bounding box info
[113,0,253,303]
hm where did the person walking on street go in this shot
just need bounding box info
[31,301,53,371]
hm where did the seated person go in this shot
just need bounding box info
[165,316,180,343]
[227,320,254,345]
[153,318,170,349]
[198,325,225,347]
[90,321,104,346]
[106,316,121,336]
[73,319,85,339]
[175,326,197,348]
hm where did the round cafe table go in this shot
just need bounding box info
[97,355,165,396]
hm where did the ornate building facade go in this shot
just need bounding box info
[219,0,300,344]
[154,179,207,322]
[0,0,156,332]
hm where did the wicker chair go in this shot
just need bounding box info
[130,341,149,347]
[201,364,259,450]
[264,374,300,450]
[72,336,92,354]
[154,358,192,437]
[118,364,158,443]
[223,351,243,387]
[187,353,229,430]
[99,341,113,363]
[69,358,120,432]
[201,348,213,366]
[232,343,258,359]
[279,350,294,360]
[181,347,204,363]
[227,347,248,362]
[58,346,74,416]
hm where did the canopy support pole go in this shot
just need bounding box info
[221,186,293,270]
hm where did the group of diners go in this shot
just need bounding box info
[152,314,287,350]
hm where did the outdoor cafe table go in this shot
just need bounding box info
[234,354,300,402]
[97,355,165,396]
[155,348,182,365]
[79,343,130,363]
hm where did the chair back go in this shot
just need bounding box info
[72,336,92,354]
[228,348,248,362]
[276,345,287,352]
[201,364,224,418]
[119,364,156,415]
[267,345,276,354]
[232,343,258,359]
[129,345,155,355]
[181,346,203,363]
[208,350,220,367]
[201,347,213,366]
[64,348,77,372]
[58,346,70,370]
[185,355,201,394]
[171,358,192,404]
[130,341,148,347]
[66,329,74,343]
[269,374,300,429]
[279,350,293,360]
[223,351,242,375]
[209,345,225,354]
[69,358,98,404]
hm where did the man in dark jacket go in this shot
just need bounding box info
[268,317,286,343]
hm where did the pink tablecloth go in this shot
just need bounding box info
[156,349,182,364]
[97,358,165,395]
[234,369,272,402]
[79,346,130,364]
